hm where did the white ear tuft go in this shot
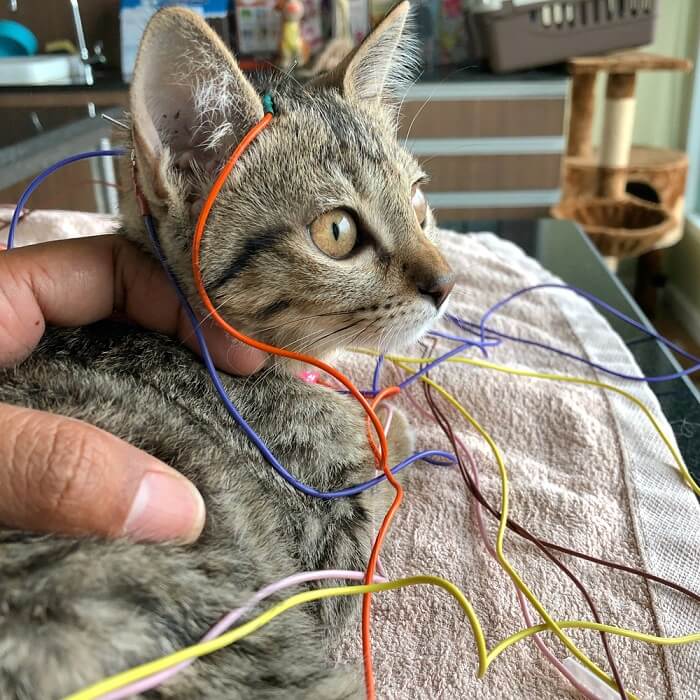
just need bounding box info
[342,1,420,104]
[130,8,263,202]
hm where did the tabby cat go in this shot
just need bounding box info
[0,3,455,698]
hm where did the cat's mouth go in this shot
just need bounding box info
[373,295,451,352]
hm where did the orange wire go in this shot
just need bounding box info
[190,111,396,698]
[362,386,402,699]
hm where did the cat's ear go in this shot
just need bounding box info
[130,8,263,204]
[315,1,418,107]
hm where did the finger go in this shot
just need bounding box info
[178,315,268,375]
[0,235,267,372]
[0,403,205,542]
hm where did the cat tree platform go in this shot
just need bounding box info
[563,145,688,249]
[552,194,674,259]
[554,51,693,273]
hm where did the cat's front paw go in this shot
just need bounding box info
[385,407,415,468]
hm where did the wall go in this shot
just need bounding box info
[658,1,700,339]
[588,1,700,334]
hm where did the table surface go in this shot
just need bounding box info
[444,218,700,487]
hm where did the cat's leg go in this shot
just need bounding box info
[0,534,361,700]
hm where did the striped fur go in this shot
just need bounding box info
[0,4,453,698]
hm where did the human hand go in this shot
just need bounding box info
[0,234,266,543]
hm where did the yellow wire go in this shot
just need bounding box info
[63,576,700,700]
[64,576,479,700]
[64,352,700,700]
[352,349,700,497]
[390,360,635,697]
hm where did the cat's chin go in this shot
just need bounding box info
[372,315,444,355]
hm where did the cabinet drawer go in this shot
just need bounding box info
[420,154,562,192]
[399,98,566,139]
[435,206,552,221]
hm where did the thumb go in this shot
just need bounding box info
[0,403,205,542]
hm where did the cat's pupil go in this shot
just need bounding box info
[332,222,340,241]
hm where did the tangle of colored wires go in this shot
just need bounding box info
[6,109,700,700]
[416,346,628,697]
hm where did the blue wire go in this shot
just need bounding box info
[144,214,456,499]
[452,283,700,383]
[6,149,126,250]
[10,149,696,498]
[372,355,385,394]
[479,283,700,365]
[4,148,456,500]
[450,316,700,383]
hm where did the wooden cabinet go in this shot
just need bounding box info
[399,76,569,222]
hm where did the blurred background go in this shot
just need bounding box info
[0,0,698,378]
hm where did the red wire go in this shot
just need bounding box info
[362,386,402,699]
[190,111,397,698]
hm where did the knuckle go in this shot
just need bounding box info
[16,417,105,514]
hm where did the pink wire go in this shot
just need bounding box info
[97,570,388,700]
[399,378,603,700]
[100,392,401,698]
[98,370,601,700]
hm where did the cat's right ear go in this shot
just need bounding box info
[129,8,263,208]
[312,1,419,112]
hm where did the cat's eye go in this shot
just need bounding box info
[412,184,427,226]
[309,209,358,259]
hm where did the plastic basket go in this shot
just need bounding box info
[476,0,658,73]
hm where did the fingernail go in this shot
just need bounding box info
[123,471,205,543]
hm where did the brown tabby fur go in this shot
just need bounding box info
[0,4,455,698]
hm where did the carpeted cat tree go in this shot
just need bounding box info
[553,51,693,285]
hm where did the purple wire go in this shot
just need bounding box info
[144,214,456,498]
[429,329,499,358]
[451,317,700,383]
[397,338,492,390]
[6,149,126,250]
[479,283,700,366]
[372,355,385,394]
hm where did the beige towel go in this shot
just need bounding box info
[4,212,698,697]
[333,231,700,700]
[0,207,117,248]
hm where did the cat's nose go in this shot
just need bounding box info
[417,273,455,309]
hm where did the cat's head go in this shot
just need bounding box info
[123,2,455,362]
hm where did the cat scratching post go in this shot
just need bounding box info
[558,52,693,288]
[567,72,596,159]
[598,71,636,199]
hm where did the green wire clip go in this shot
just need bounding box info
[262,93,275,115]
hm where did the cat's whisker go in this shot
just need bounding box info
[403,64,479,147]
[396,69,424,131]
[243,321,362,392]
[178,294,235,346]
[257,309,357,334]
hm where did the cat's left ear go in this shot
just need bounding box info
[314,1,418,110]
[130,7,263,205]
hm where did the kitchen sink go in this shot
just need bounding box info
[0,54,87,86]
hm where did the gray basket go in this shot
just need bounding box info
[476,0,658,73]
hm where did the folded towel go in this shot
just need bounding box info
[4,211,697,697]
[333,231,700,700]
[0,206,117,248]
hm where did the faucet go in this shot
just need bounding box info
[8,0,96,86]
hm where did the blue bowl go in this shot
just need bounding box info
[0,20,39,58]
